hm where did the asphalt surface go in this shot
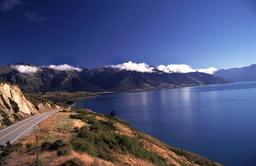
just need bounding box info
[0,109,59,146]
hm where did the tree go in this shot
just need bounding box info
[109,110,116,117]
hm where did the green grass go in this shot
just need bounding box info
[171,147,217,166]
[70,109,168,165]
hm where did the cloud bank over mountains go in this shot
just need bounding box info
[10,64,82,73]
[110,61,217,74]
[10,61,217,74]
[157,64,217,74]
[110,61,155,73]
[10,65,39,74]
[47,64,82,72]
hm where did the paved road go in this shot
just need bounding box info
[0,109,59,145]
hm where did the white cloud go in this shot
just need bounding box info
[10,62,217,75]
[109,61,154,73]
[197,67,217,74]
[157,64,195,73]
[47,64,82,72]
[11,65,39,74]
[157,64,217,74]
[0,0,22,11]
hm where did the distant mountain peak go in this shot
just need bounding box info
[215,64,256,82]
[0,63,227,93]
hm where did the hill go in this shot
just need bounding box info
[0,108,221,166]
[0,64,228,93]
[215,64,256,82]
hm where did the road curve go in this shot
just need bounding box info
[0,109,59,145]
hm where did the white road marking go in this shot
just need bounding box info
[0,109,60,145]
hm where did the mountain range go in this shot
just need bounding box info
[0,63,228,93]
[215,64,256,82]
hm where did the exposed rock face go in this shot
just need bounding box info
[0,83,37,127]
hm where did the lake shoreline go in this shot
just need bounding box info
[76,81,256,166]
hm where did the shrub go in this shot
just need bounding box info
[41,141,52,151]
[57,145,72,156]
[70,109,168,165]
[65,101,74,105]
[25,143,34,151]
[0,142,24,158]
[50,139,65,150]
[41,139,67,151]
[59,158,84,166]
[116,135,167,165]
[171,148,216,166]
[109,110,116,117]
[71,138,97,156]
[87,118,115,132]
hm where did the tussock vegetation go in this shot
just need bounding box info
[40,139,72,156]
[170,148,217,166]
[1,108,221,166]
[69,109,168,165]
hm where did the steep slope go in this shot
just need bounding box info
[0,83,37,127]
[0,65,228,93]
[1,109,221,166]
[215,64,256,82]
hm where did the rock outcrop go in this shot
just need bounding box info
[0,83,37,127]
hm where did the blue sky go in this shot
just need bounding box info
[1,0,256,69]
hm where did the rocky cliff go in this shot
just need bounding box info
[0,83,38,127]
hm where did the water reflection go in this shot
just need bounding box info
[77,82,256,166]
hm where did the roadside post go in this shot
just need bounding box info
[34,125,40,166]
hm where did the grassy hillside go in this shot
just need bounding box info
[0,108,221,166]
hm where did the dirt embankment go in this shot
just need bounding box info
[1,109,221,166]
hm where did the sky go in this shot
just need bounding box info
[1,0,256,69]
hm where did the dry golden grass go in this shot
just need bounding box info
[3,150,115,166]
[116,154,154,166]
[20,112,85,145]
[2,110,220,166]
[140,137,192,166]
[50,150,114,166]
[114,122,135,137]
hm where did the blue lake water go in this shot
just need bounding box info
[76,81,256,166]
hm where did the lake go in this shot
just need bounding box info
[76,81,256,166]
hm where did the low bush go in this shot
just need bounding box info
[0,142,24,158]
[25,143,35,151]
[109,110,116,117]
[59,158,84,166]
[116,135,167,165]
[171,148,216,166]
[51,139,65,150]
[57,145,72,156]
[41,141,52,151]
[41,139,71,156]
[70,110,168,165]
